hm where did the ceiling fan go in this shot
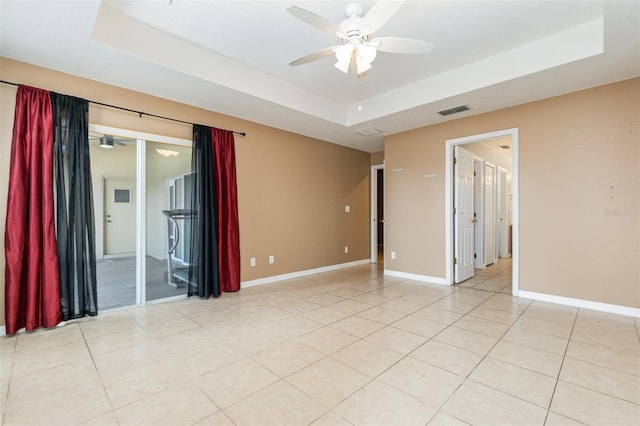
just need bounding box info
[89,134,129,149]
[287,1,433,78]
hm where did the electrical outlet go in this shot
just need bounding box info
[344,246,349,254]
[269,255,274,264]
[250,258,256,267]
[391,251,396,259]
[345,205,350,213]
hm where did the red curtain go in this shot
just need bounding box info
[212,128,240,292]
[5,86,62,335]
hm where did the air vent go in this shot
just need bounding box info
[354,127,383,136]
[438,105,470,116]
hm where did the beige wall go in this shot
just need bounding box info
[0,58,371,326]
[385,78,640,309]
[370,151,384,165]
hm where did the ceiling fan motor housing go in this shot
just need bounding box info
[344,2,364,18]
[339,3,374,41]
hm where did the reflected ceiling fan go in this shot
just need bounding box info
[287,1,433,78]
[89,134,129,149]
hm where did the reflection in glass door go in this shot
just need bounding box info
[90,132,138,310]
[89,125,192,310]
[145,141,193,302]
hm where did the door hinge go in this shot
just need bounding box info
[453,207,456,215]
[474,171,476,177]
[453,257,457,265]
[453,157,457,165]
[474,253,477,259]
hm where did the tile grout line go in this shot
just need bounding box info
[542,308,579,425]
[301,262,519,424]
[424,283,534,423]
[73,321,121,425]
[243,271,466,425]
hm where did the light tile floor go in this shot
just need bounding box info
[1,259,639,425]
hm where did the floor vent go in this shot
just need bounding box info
[438,105,470,116]
[354,127,383,136]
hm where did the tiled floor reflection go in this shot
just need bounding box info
[2,259,639,425]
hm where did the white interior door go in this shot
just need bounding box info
[474,159,485,269]
[454,146,475,283]
[484,163,496,266]
[104,178,136,255]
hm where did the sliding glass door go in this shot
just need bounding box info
[90,132,138,310]
[145,141,193,302]
[90,125,191,310]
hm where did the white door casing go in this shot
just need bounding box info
[445,128,518,296]
[497,167,510,258]
[484,162,496,266]
[370,164,384,263]
[454,146,475,283]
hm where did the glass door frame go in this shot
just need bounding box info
[90,124,191,307]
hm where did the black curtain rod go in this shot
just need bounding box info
[0,79,246,137]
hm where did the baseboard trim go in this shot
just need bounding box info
[241,259,371,288]
[384,269,448,286]
[518,290,640,318]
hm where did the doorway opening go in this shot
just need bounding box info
[445,129,519,295]
[370,164,384,265]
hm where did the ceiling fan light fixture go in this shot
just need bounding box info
[334,44,354,73]
[155,148,180,158]
[99,136,114,149]
[335,59,351,73]
[357,44,377,64]
[355,57,372,74]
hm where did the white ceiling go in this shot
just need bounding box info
[2,1,639,152]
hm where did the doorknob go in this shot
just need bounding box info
[471,218,478,223]
[107,220,113,223]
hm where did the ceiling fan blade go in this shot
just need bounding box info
[286,6,338,35]
[371,37,433,54]
[363,1,404,34]
[290,46,337,66]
